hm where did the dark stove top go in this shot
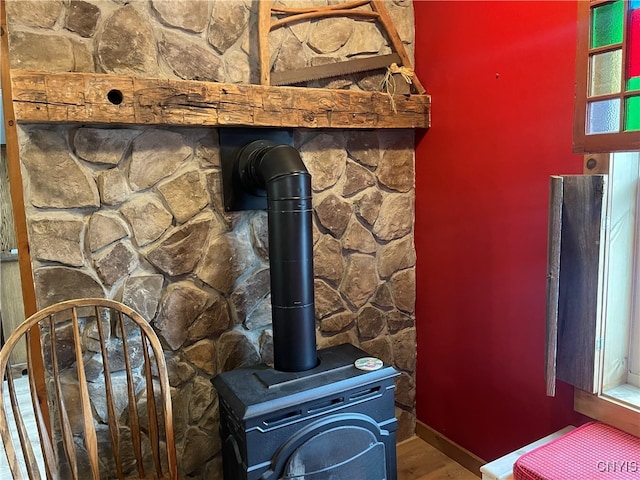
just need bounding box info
[212,343,398,421]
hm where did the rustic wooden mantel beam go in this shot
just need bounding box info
[10,70,430,129]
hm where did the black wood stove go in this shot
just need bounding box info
[214,130,399,479]
[213,343,398,479]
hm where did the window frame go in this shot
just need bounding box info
[573,0,640,154]
[571,154,640,437]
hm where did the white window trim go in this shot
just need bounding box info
[576,152,640,433]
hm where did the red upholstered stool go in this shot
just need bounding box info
[513,422,640,480]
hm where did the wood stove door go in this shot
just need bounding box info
[264,413,392,480]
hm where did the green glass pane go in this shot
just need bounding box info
[587,98,621,134]
[591,1,624,48]
[629,77,640,91]
[625,96,640,131]
[590,50,622,96]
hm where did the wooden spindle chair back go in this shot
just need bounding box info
[0,298,178,479]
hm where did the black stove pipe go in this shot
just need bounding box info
[236,141,318,372]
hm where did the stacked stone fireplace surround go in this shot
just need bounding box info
[6,1,418,478]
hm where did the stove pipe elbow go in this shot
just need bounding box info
[237,142,318,372]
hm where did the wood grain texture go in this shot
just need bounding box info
[415,421,484,478]
[10,70,430,129]
[575,389,640,437]
[545,176,564,397]
[554,175,607,393]
[397,435,480,480]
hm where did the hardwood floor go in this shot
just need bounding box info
[398,436,481,480]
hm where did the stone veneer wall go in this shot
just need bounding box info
[6,1,417,478]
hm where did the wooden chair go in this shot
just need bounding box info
[0,298,178,479]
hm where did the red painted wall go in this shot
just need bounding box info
[413,1,589,461]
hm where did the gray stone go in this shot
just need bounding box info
[273,29,308,74]
[249,212,269,260]
[197,232,255,294]
[314,279,344,320]
[157,169,210,223]
[308,18,353,53]
[342,220,376,254]
[93,241,138,287]
[346,131,380,168]
[180,427,217,475]
[155,282,210,350]
[73,128,139,165]
[34,267,104,309]
[390,268,415,314]
[22,129,99,208]
[343,160,375,197]
[316,330,357,351]
[151,0,209,33]
[320,311,354,334]
[189,376,215,423]
[88,371,134,423]
[300,134,346,192]
[29,215,84,266]
[217,330,260,372]
[183,339,216,376]
[359,335,393,366]
[166,354,196,387]
[120,194,173,248]
[343,22,385,56]
[186,293,231,342]
[378,235,415,278]
[259,329,274,367]
[315,193,353,238]
[225,49,252,84]
[69,38,95,72]
[207,1,249,54]
[387,310,414,334]
[43,325,77,374]
[313,235,344,286]
[372,193,413,241]
[66,1,101,37]
[88,211,129,252]
[146,213,215,276]
[97,168,131,205]
[159,30,224,82]
[372,283,394,310]
[377,146,414,193]
[354,189,382,227]
[205,172,234,228]
[97,6,158,76]
[244,296,272,330]
[194,130,220,167]
[392,327,416,371]
[395,372,416,408]
[230,268,270,323]
[357,306,387,340]
[388,1,415,45]
[340,254,378,309]
[6,0,62,28]
[395,407,415,443]
[129,129,192,191]
[122,275,165,322]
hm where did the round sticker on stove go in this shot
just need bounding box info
[354,357,383,371]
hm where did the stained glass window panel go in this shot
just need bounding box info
[590,50,622,96]
[625,96,640,131]
[591,1,624,48]
[587,99,621,134]
[628,4,640,90]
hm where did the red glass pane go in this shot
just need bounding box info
[629,8,640,79]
